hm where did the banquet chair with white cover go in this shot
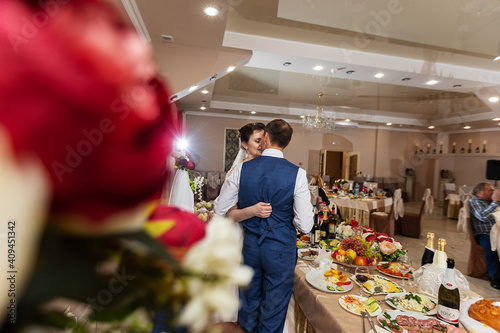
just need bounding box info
[308,185,320,206]
[465,206,489,280]
[205,171,221,201]
[370,188,402,237]
[400,188,433,238]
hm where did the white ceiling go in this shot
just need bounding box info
[119,0,500,132]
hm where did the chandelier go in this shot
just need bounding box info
[302,93,336,132]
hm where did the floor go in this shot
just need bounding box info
[396,201,500,301]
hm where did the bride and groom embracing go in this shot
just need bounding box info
[215,119,313,333]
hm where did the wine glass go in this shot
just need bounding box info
[397,255,412,287]
[355,267,370,296]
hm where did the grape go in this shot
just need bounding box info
[340,237,366,257]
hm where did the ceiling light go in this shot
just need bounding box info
[493,118,500,121]
[426,80,438,85]
[250,111,256,114]
[401,77,411,81]
[346,70,355,74]
[283,62,292,66]
[489,96,499,102]
[428,125,435,129]
[374,73,384,78]
[386,122,392,126]
[209,75,217,81]
[464,125,471,129]
[188,85,198,92]
[201,89,209,94]
[453,84,462,88]
[313,65,323,71]
[200,106,206,110]
[226,65,236,73]
[204,7,218,16]
[300,115,305,119]
[345,119,350,122]
[302,93,336,132]
[494,56,500,61]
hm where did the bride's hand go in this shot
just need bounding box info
[253,202,272,218]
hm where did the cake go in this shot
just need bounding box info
[468,299,500,332]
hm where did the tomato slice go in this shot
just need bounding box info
[343,281,351,285]
[336,282,343,286]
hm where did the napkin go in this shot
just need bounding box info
[459,298,497,333]
[412,264,475,302]
[314,247,332,266]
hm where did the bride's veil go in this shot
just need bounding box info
[226,144,247,178]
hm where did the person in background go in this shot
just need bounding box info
[309,175,330,206]
[469,182,500,290]
[215,119,313,333]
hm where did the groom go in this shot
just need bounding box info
[215,119,313,332]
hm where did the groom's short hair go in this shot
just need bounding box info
[266,119,293,148]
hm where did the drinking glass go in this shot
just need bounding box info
[354,267,370,296]
[397,255,412,287]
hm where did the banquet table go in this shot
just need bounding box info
[328,196,393,226]
[293,258,471,333]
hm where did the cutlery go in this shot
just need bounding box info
[365,310,378,332]
[361,310,366,333]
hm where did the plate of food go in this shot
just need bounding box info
[377,310,448,333]
[296,239,309,249]
[385,292,437,315]
[298,248,318,261]
[319,239,340,251]
[305,268,353,293]
[352,274,405,295]
[376,262,413,279]
[462,298,500,333]
[339,295,382,317]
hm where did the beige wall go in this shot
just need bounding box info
[185,115,500,197]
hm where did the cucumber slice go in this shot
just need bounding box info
[336,286,344,291]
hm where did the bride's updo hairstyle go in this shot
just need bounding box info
[239,122,265,146]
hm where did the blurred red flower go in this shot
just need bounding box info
[0,0,181,222]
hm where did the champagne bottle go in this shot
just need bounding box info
[437,258,460,327]
[421,232,435,266]
[433,238,448,268]
[320,205,329,240]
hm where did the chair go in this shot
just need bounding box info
[400,188,432,238]
[466,217,489,280]
[308,185,320,206]
[442,183,456,216]
[205,171,221,201]
[370,204,395,237]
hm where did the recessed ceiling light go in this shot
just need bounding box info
[209,75,217,81]
[313,65,324,71]
[204,7,218,16]
[464,125,471,129]
[494,56,500,61]
[226,65,236,73]
[200,106,206,110]
[426,80,438,85]
[453,84,462,88]
[493,118,500,121]
[346,70,355,74]
[489,96,499,102]
[201,89,209,94]
[428,125,435,129]
[374,73,384,78]
[250,111,256,114]
[386,122,392,126]
[401,77,411,81]
[283,62,292,66]
[300,115,305,119]
[188,85,198,92]
[345,119,350,122]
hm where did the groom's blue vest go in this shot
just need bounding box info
[239,155,299,245]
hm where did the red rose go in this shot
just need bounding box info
[365,234,377,242]
[350,220,359,227]
[0,0,181,222]
[187,161,195,170]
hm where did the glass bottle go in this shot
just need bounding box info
[320,204,329,240]
[311,208,320,246]
[421,232,435,266]
[433,238,448,268]
[437,258,460,327]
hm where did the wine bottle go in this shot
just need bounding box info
[421,232,435,266]
[354,183,360,195]
[433,238,448,268]
[311,208,320,246]
[320,205,329,240]
[437,258,460,327]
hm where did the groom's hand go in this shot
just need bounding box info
[253,202,272,218]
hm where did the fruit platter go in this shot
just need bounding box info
[305,268,353,293]
[194,200,214,222]
[352,274,405,295]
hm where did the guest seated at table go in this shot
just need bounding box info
[310,175,330,206]
[469,182,500,290]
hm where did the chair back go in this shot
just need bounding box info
[393,188,404,220]
[443,183,456,192]
[466,217,489,280]
[308,185,319,206]
[422,188,434,215]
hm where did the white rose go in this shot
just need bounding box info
[394,241,403,250]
